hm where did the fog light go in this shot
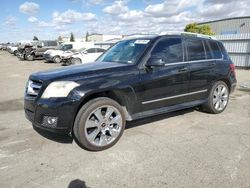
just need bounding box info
[42,116,58,128]
[47,117,57,124]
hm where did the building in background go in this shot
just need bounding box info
[198,16,250,68]
[87,33,123,42]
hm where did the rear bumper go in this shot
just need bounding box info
[230,82,237,93]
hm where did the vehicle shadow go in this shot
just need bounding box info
[68,179,90,188]
[33,107,200,147]
[33,126,73,144]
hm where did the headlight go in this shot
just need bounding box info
[41,81,80,99]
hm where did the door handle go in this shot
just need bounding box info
[178,67,188,72]
[209,62,216,67]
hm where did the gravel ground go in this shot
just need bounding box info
[0,51,250,188]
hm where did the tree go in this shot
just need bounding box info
[33,36,39,41]
[184,23,215,35]
[70,32,75,42]
[57,36,63,42]
[198,24,215,35]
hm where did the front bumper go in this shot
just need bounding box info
[24,97,80,134]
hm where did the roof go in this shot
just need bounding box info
[198,16,250,25]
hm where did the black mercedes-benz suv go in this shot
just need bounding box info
[24,33,237,151]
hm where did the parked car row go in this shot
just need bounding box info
[4,40,107,66]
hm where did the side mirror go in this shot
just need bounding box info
[146,57,165,67]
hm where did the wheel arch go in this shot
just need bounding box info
[74,89,133,123]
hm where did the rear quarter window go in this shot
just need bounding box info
[217,42,230,60]
[186,38,206,61]
[208,40,223,59]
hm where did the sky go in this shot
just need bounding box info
[1,0,250,42]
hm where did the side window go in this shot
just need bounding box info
[48,41,57,46]
[186,38,206,61]
[208,40,222,59]
[96,48,105,53]
[151,38,183,64]
[204,40,213,59]
[87,48,96,53]
[64,44,73,50]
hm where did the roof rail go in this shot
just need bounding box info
[159,31,217,40]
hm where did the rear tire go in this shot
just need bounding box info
[73,97,125,151]
[203,81,229,114]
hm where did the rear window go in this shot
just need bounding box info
[208,40,222,59]
[186,38,206,61]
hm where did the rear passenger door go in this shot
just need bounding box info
[185,38,216,101]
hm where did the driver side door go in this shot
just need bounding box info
[136,37,190,112]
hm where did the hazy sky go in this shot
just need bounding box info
[1,0,250,42]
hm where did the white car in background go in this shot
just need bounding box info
[62,48,106,65]
[44,42,94,63]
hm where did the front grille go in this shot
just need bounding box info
[26,80,42,98]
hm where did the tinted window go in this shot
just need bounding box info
[186,38,206,61]
[48,41,57,46]
[208,40,222,59]
[86,48,96,53]
[63,44,73,51]
[204,40,213,59]
[96,48,105,53]
[151,38,183,64]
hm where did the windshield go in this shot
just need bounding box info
[56,44,73,51]
[97,39,151,64]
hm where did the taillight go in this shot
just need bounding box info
[230,63,236,77]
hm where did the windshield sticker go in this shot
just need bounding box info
[134,40,150,44]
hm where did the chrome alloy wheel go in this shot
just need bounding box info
[213,84,229,111]
[84,105,122,146]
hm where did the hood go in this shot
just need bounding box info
[30,61,128,82]
[44,49,62,55]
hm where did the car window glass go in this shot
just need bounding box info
[209,40,223,59]
[97,39,150,64]
[63,44,73,51]
[48,41,57,46]
[186,38,206,61]
[217,42,229,60]
[151,38,183,64]
[96,48,105,53]
[204,41,213,59]
[86,48,96,53]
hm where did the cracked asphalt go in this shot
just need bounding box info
[0,51,250,188]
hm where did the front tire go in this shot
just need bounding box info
[27,54,34,61]
[73,97,125,151]
[203,81,229,114]
[71,58,82,64]
[53,56,61,63]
